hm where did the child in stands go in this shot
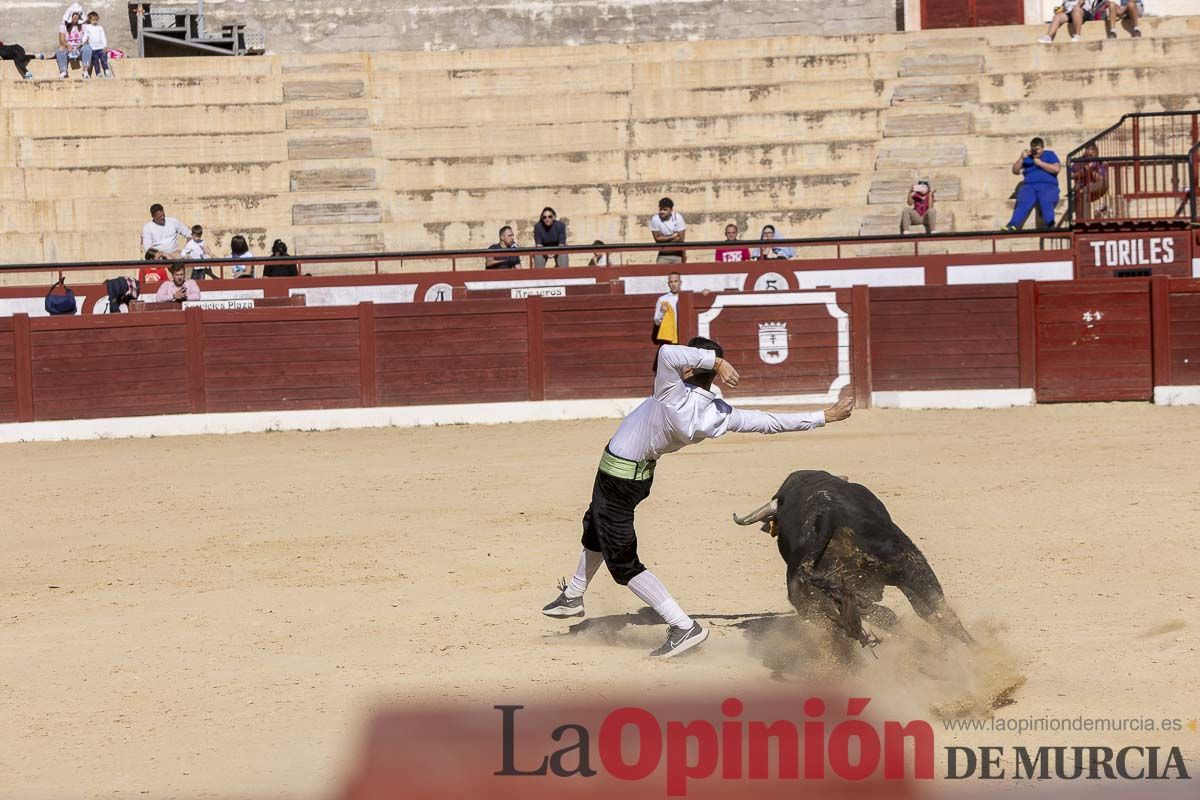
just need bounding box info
[82,11,112,78]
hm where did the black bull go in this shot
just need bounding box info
[733,471,973,648]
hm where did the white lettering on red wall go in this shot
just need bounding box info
[1088,237,1177,268]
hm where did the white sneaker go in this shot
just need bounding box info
[1070,34,1082,42]
[59,71,67,79]
[82,72,90,80]
[1038,35,1053,44]
[23,71,33,80]
[104,69,113,78]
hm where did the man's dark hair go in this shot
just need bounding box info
[169,261,186,274]
[658,197,674,210]
[1030,137,1045,149]
[592,239,604,246]
[687,336,723,360]
[499,225,513,237]
[191,224,203,235]
[150,203,164,216]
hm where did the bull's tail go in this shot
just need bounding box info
[790,563,880,650]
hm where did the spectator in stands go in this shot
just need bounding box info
[901,180,937,234]
[140,248,171,285]
[103,276,139,313]
[1039,0,1097,43]
[142,204,190,258]
[715,223,752,263]
[588,240,610,267]
[264,239,300,277]
[0,39,45,80]
[56,4,85,79]
[229,234,255,278]
[181,224,218,280]
[751,225,795,260]
[155,263,200,304]
[486,225,521,269]
[653,271,682,351]
[1071,143,1110,218]
[650,197,687,264]
[81,11,112,78]
[1107,0,1142,38]
[534,207,568,268]
[1003,136,1061,232]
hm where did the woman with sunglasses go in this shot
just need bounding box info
[533,206,568,268]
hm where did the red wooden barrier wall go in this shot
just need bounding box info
[1036,280,1153,402]
[3,279,1200,426]
[869,285,1021,391]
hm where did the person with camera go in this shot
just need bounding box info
[901,180,936,234]
[1003,137,1061,232]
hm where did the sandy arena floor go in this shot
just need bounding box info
[2,404,1198,798]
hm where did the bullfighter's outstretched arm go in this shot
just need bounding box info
[726,396,853,434]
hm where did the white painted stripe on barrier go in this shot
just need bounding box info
[622,273,748,295]
[946,261,1073,285]
[0,392,852,445]
[0,399,645,444]
[289,285,417,305]
[871,389,1035,409]
[791,267,925,289]
[1192,258,1200,278]
[463,277,596,291]
[1153,386,1200,405]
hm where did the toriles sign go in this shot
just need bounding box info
[1076,232,1193,278]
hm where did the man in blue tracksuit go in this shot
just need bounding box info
[1003,137,1061,231]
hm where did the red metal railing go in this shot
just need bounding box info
[1068,111,1200,228]
[0,229,1072,288]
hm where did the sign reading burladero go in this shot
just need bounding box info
[493,699,1192,796]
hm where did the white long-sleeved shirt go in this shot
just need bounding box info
[607,344,825,463]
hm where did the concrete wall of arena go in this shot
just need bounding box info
[3,275,1200,435]
[0,15,1198,270]
[1,0,898,56]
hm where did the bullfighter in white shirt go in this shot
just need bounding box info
[542,338,854,658]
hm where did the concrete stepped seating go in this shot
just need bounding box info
[0,14,1197,267]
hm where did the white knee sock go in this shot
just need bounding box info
[564,549,605,598]
[627,570,693,629]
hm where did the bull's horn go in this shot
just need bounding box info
[732,498,778,526]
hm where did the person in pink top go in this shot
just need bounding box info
[714,223,752,263]
[156,263,201,304]
[900,180,936,235]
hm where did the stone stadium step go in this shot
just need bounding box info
[972,93,1200,136]
[0,195,291,236]
[376,120,630,159]
[292,199,383,226]
[285,108,372,131]
[286,136,374,160]
[882,112,973,138]
[859,208,956,237]
[978,65,1199,104]
[631,109,884,149]
[290,168,378,193]
[630,52,879,90]
[890,80,980,105]
[0,76,281,108]
[632,79,889,118]
[282,80,367,102]
[18,133,288,169]
[898,54,985,77]
[380,90,631,129]
[19,164,288,202]
[9,104,284,139]
[626,141,879,182]
[875,145,967,170]
[373,63,632,100]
